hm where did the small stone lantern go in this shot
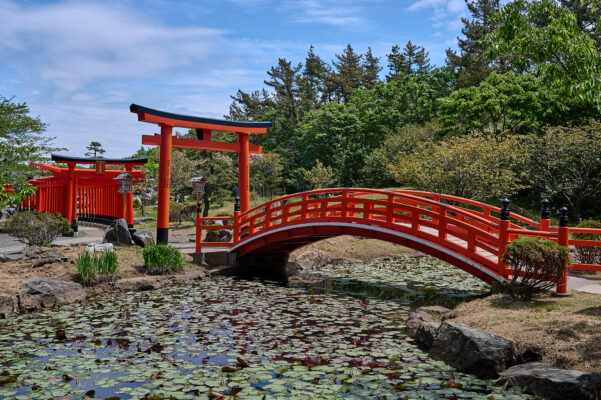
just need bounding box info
[189,176,208,211]
[114,171,133,222]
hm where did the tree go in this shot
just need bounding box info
[446,0,507,89]
[386,42,431,80]
[332,44,364,103]
[362,47,381,89]
[300,45,331,109]
[526,122,601,220]
[250,152,284,198]
[85,141,106,158]
[301,160,337,190]
[438,72,563,136]
[389,134,529,201]
[486,0,601,112]
[0,96,62,185]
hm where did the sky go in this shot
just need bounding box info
[0,0,471,158]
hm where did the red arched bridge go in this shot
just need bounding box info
[197,189,601,294]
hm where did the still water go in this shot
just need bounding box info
[0,256,533,399]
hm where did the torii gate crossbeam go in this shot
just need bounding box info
[130,104,272,244]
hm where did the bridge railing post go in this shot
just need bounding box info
[233,196,241,244]
[556,206,570,294]
[386,193,394,224]
[497,198,511,277]
[438,205,447,240]
[195,198,203,253]
[540,198,551,232]
[342,189,349,219]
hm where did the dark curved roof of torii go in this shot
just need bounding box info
[51,154,148,165]
[130,104,272,129]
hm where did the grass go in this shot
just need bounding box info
[142,244,183,275]
[77,250,118,286]
[448,291,601,372]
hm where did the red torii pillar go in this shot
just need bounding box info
[130,104,271,244]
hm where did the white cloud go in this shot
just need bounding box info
[0,0,226,92]
[280,0,367,27]
[408,0,467,32]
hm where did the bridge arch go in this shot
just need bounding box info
[225,188,531,284]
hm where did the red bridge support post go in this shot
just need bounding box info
[557,206,570,294]
[540,198,551,232]
[497,198,511,277]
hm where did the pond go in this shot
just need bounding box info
[0,255,533,399]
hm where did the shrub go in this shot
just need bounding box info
[215,212,234,226]
[77,251,118,286]
[143,244,183,275]
[571,219,601,265]
[503,236,570,299]
[169,202,197,225]
[5,211,70,246]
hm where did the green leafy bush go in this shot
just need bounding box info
[5,211,71,246]
[169,202,197,226]
[77,251,118,286]
[572,219,601,265]
[143,244,183,275]
[503,236,570,299]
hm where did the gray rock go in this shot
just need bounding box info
[204,229,233,243]
[132,231,154,248]
[115,276,166,291]
[429,322,517,379]
[0,293,15,315]
[0,253,9,263]
[293,249,330,270]
[204,250,236,267]
[406,307,451,348]
[285,261,303,277]
[172,269,208,284]
[23,246,50,258]
[103,219,132,245]
[330,257,362,266]
[18,278,86,310]
[85,242,115,254]
[1,207,17,220]
[503,362,601,400]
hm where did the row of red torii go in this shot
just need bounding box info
[26,105,601,294]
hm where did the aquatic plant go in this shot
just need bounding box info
[77,250,117,286]
[143,243,183,274]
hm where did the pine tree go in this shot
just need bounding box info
[85,141,105,158]
[332,44,364,103]
[362,47,382,89]
[264,58,303,127]
[386,45,408,81]
[446,0,507,89]
[300,45,331,110]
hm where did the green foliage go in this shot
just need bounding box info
[526,121,601,219]
[386,41,431,81]
[250,152,284,198]
[77,250,118,286]
[142,244,183,275]
[5,212,71,246]
[486,0,601,112]
[438,72,563,136]
[301,160,337,190]
[389,134,529,200]
[503,236,570,299]
[572,219,601,264]
[0,96,63,185]
[85,141,105,158]
[169,202,196,226]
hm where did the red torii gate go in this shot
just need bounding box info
[30,154,147,233]
[130,104,271,244]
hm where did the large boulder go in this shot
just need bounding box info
[132,231,154,248]
[0,253,9,263]
[429,322,517,379]
[204,229,233,243]
[407,306,451,348]
[18,278,87,310]
[503,362,601,400]
[0,293,15,316]
[115,276,166,291]
[103,219,132,245]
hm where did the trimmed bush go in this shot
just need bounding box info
[77,251,118,286]
[143,244,183,275]
[503,236,570,299]
[169,202,197,225]
[5,211,71,246]
[572,219,601,265]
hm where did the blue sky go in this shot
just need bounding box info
[0,0,470,157]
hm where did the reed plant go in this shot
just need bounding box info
[142,244,183,275]
[77,250,118,286]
